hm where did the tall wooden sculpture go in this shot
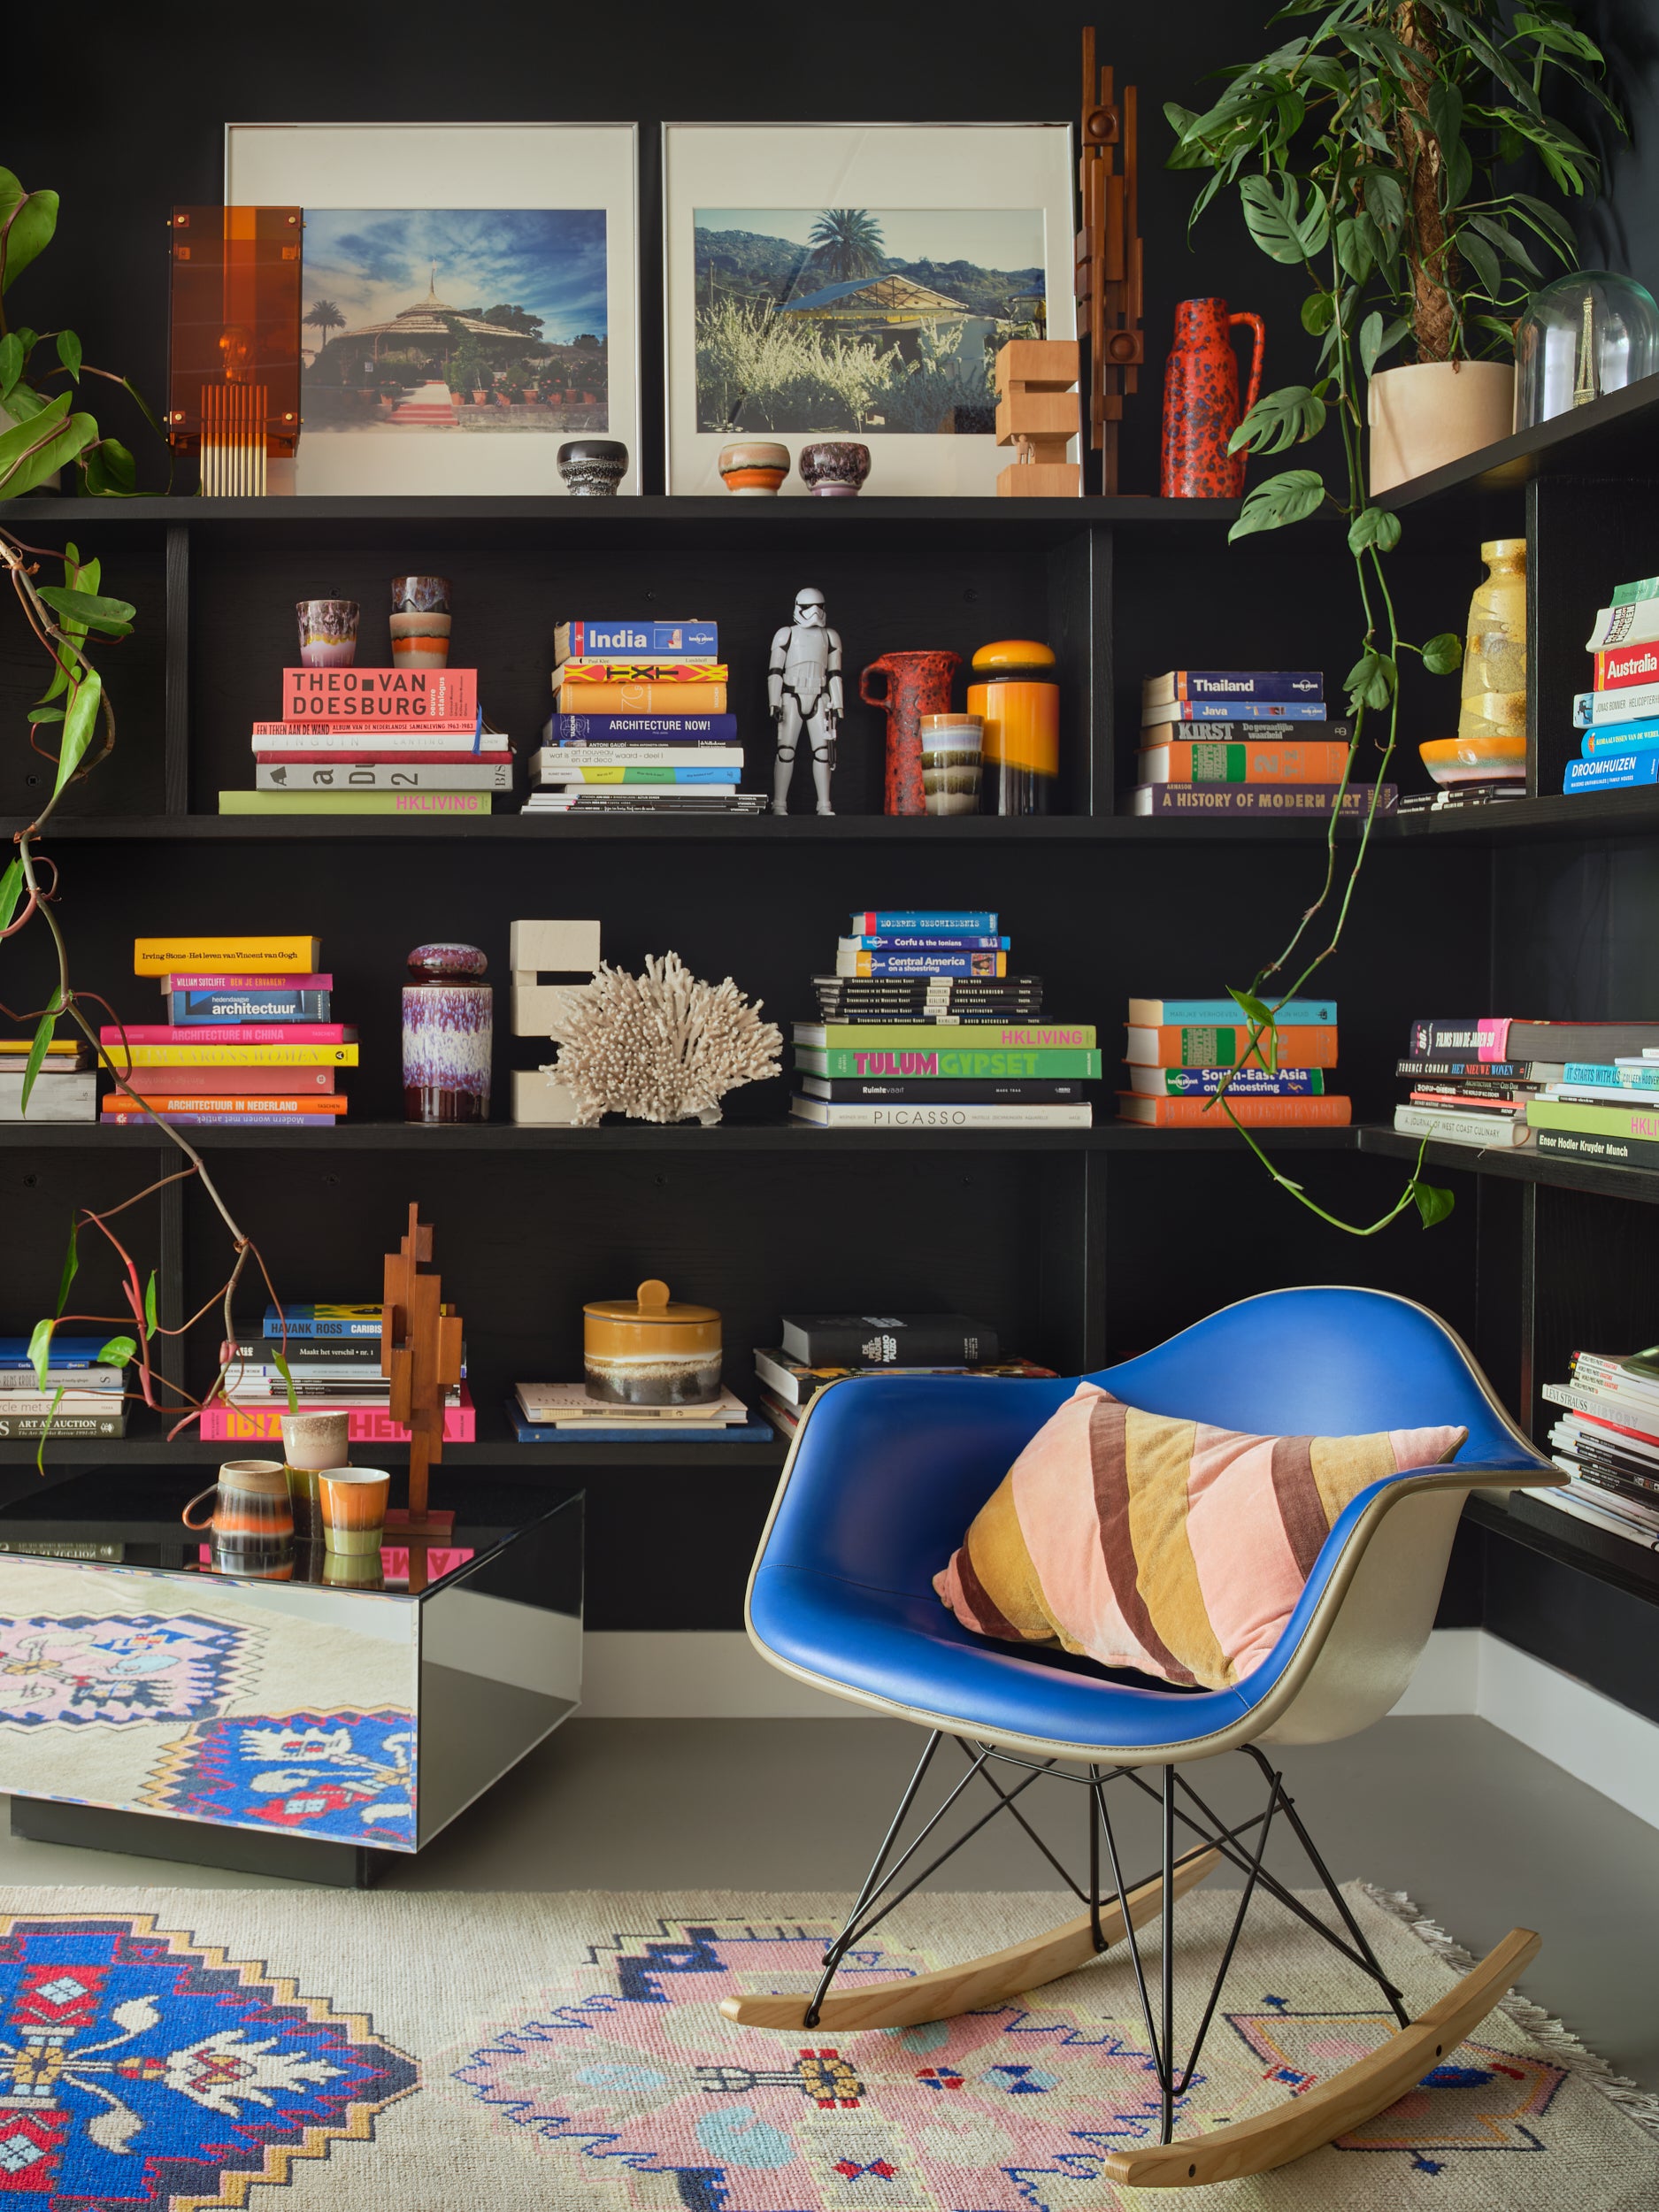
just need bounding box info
[381,1202,462,1534]
[1076,28,1144,494]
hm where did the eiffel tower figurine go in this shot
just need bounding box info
[381,1202,462,1537]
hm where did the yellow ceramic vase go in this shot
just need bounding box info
[1457,538,1527,747]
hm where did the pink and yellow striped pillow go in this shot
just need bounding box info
[934,1386,1466,1689]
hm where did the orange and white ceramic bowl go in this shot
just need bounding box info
[1419,733,1527,787]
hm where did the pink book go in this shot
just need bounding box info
[164,972,333,991]
[280,668,476,720]
[100,1024,357,1046]
[199,1388,475,1443]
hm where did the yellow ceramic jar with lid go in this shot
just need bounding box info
[1457,538,1527,747]
[583,1279,723,1405]
[966,640,1059,814]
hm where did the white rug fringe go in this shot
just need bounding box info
[1360,1880,1659,2142]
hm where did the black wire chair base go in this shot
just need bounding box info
[806,1731,1408,2147]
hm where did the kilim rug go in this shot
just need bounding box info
[0,1882,1653,2208]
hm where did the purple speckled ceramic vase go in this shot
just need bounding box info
[403,942,492,1124]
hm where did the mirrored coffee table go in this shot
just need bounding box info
[0,1471,583,1886]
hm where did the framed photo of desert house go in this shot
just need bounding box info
[224,124,641,495]
[663,124,1074,496]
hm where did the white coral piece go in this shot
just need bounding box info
[540,950,781,1126]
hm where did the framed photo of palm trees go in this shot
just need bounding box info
[662,124,1074,497]
[225,124,641,496]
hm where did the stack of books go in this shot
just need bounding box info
[221,666,511,818]
[212,1302,476,1442]
[1132,672,1394,820]
[510,1381,772,1443]
[101,935,356,1131]
[792,909,1095,1128]
[527,618,764,816]
[0,1038,96,1122]
[1564,575,1659,800]
[1394,1016,1659,1158]
[1540,1346,1659,1550]
[0,1334,128,1440]
[751,1313,1055,1437]
[1118,997,1348,1127]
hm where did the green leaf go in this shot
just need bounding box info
[54,669,103,795]
[0,392,97,502]
[143,1269,157,1340]
[0,173,59,294]
[271,1349,298,1416]
[54,328,81,382]
[0,859,22,933]
[96,1335,136,1367]
[1348,506,1403,555]
[1360,311,1411,376]
[1444,136,1474,211]
[1464,212,1541,280]
[1228,467,1326,541]
[1345,648,1398,711]
[1509,191,1579,253]
[27,1317,53,1393]
[35,585,134,636]
[19,1000,60,1115]
[1336,212,1385,287]
[1426,83,1464,151]
[0,332,20,399]
[1412,1181,1456,1229]
[1229,383,1326,457]
[53,1218,77,1316]
[1239,173,1328,264]
[1423,630,1463,675]
[27,704,64,725]
[1362,167,1406,242]
[1301,290,1337,335]
[0,380,47,424]
[1228,987,1276,1031]
[1460,230,1503,303]
[80,436,136,498]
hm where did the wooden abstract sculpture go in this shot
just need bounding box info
[381,1202,463,1533]
[1076,28,1144,494]
[994,340,1080,497]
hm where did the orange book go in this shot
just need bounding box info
[110,1094,347,1114]
[548,680,728,713]
[1137,739,1355,784]
[1124,1023,1340,1070]
[1118,1094,1352,1127]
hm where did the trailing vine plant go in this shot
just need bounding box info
[1166,0,1621,1234]
[1,165,290,1450]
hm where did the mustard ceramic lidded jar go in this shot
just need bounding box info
[966,640,1060,815]
[1457,538,1527,748]
[582,1279,723,1405]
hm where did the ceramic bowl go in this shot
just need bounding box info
[582,1278,723,1406]
[718,439,790,495]
[557,439,629,496]
[799,441,871,497]
[1418,733,1527,787]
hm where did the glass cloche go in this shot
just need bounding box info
[1515,270,1659,429]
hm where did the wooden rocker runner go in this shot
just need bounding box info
[727,1287,1564,2185]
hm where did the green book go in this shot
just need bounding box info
[795,1047,1102,1079]
[792,1023,1096,1048]
[1527,1097,1659,1140]
[218,791,494,817]
[1611,575,1659,606]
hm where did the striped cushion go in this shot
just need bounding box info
[933,1386,1467,1689]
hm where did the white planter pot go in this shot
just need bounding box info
[1367,360,1517,495]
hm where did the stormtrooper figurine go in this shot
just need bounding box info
[769,585,842,815]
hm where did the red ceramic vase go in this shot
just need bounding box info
[860,650,962,816]
[1160,297,1265,499]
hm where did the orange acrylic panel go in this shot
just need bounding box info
[168,206,303,493]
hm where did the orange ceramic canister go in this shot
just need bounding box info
[583,1279,723,1406]
[967,641,1060,814]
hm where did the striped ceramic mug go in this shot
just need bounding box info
[317,1466,391,1556]
[182,1459,294,1550]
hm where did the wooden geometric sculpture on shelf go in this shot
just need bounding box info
[1075,27,1144,494]
[994,340,1080,497]
[381,1202,463,1535]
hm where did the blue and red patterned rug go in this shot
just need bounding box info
[0,1883,1652,2208]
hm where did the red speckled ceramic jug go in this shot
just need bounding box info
[860,650,962,816]
[1161,297,1265,499]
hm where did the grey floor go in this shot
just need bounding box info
[4,1714,1655,2088]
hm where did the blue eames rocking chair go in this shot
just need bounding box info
[726,1287,1564,2187]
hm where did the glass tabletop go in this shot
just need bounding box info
[0,1468,580,1601]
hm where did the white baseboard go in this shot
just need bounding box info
[580,1627,1659,1832]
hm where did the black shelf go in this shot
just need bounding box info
[0,1120,1362,1155]
[1378,368,1659,516]
[1466,1491,1659,1613]
[1357,1125,1659,1205]
[1394,790,1659,843]
[0,1425,787,1471]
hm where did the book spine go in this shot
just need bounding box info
[841,935,1010,952]
[1123,1094,1351,1127]
[1127,1025,1338,1068]
[787,1323,999,1364]
[1528,1097,1659,1139]
[1146,671,1325,702]
[1396,1057,1540,1079]
[0,1371,121,1390]
[1610,576,1659,606]
[102,1024,352,1046]
[1141,700,1331,723]
[545,681,729,713]
[534,764,741,785]
[118,1045,357,1066]
[793,1102,1094,1126]
[0,1413,126,1436]
[852,912,997,934]
[1586,602,1659,651]
[533,747,742,769]
[799,1023,1087,1047]
[251,722,484,740]
[118,1096,344,1114]
[199,1403,474,1441]
[1542,1382,1659,1436]
[1138,741,1354,783]
[165,992,330,1021]
[134,938,317,976]
[219,791,494,816]
[1563,1063,1659,1087]
[1140,1067,1325,1095]
[804,1079,1088,1102]
[1594,646,1659,691]
[103,1111,334,1127]
[257,763,512,791]
[556,662,727,687]
[1564,755,1659,790]
[165,972,332,991]
[556,620,718,660]
[546,713,738,740]
[1133,783,1396,814]
[841,953,1008,977]
[1534,1125,1659,1170]
[1135,1000,1334,1025]
[802,1048,1102,1078]
[1581,722,1659,754]
[1574,684,1659,725]
[1407,1019,1486,1056]
[264,1313,383,1337]
[1393,1104,1529,1144]
[280,669,476,718]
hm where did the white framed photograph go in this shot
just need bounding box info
[663,123,1075,497]
[226,123,641,496]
